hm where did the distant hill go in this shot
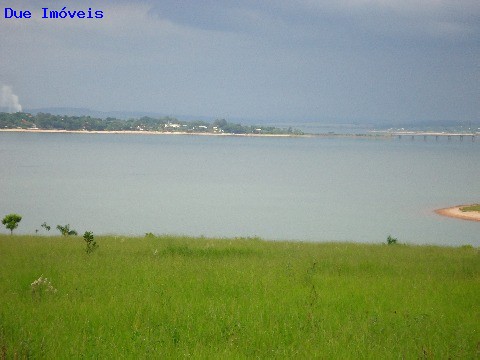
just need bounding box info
[24,107,246,124]
[22,107,338,127]
[24,107,176,120]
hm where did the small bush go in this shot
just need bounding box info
[56,224,78,236]
[41,222,51,231]
[83,231,98,254]
[31,275,57,299]
[386,235,398,245]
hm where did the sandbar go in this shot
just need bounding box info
[435,205,480,222]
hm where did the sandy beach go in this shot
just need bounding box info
[435,205,480,222]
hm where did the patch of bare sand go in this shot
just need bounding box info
[435,205,480,222]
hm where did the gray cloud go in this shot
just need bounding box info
[0,0,478,122]
[148,0,480,45]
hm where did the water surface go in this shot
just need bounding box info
[1,132,478,246]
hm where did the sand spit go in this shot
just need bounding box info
[435,205,480,222]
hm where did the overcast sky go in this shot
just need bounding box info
[1,0,478,123]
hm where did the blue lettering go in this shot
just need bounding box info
[58,7,68,19]
[5,6,105,20]
[4,8,31,19]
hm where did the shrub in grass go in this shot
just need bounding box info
[56,224,78,236]
[41,222,51,231]
[30,275,57,299]
[386,235,398,245]
[83,231,98,254]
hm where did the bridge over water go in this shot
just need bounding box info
[389,131,477,141]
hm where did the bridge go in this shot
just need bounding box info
[388,131,477,141]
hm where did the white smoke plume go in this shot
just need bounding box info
[1,85,23,113]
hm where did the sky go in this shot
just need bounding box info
[0,0,479,124]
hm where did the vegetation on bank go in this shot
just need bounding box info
[461,204,480,212]
[0,112,304,135]
[0,234,478,358]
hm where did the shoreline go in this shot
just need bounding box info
[435,205,480,222]
[0,128,389,139]
[0,128,311,138]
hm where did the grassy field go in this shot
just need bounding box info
[0,234,478,358]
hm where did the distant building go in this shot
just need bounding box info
[165,123,181,128]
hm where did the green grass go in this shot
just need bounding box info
[460,204,480,212]
[0,235,479,358]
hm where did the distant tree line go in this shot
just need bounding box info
[0,112,304,135]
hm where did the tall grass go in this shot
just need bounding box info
[0,235,478,358]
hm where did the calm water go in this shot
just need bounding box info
[1,132,479,246]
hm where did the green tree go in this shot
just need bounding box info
[2,213,22,235]
[213,118,227,129]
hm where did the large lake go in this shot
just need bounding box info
[1,132,479,246]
